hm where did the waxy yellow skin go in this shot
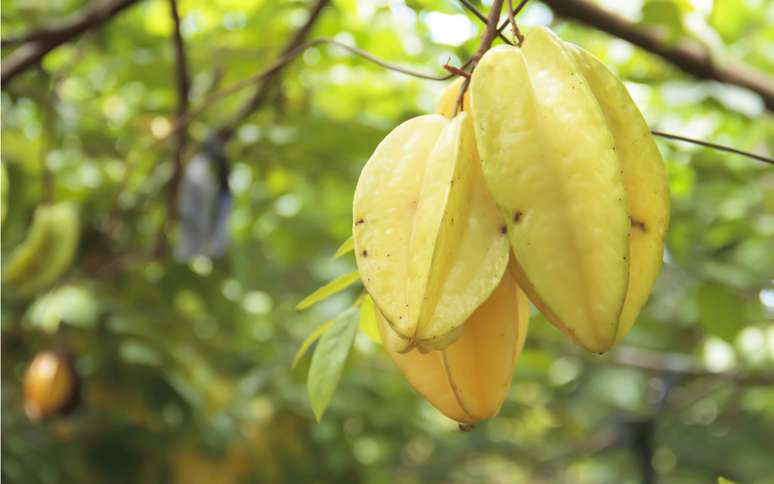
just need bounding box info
[471,27,669,352]
[353,113,509,351]
[436,77,469,118]
[24,351,76,421]
[377,270,530,423]
[564,43,670,341]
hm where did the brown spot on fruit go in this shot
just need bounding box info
[362,250,368,257]
[458,423,475,432]
[513,211,523,223]
[355,218,365,226]
[630,217,647,232]
[500,225,507,235]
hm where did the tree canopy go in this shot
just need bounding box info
[2,0,773,483]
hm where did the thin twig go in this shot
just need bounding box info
[506,0,517,39]
[497,0,529,39]
[458,0,512,45]
[652,130,773,165]
[460,3,773,164]
[443,64,470,78]
[214,0,331,143]
[455,0,504,113]
[157,38,773,166]
[159,0,191,254]
[514,1,531,16]
[474,0,506,60]
[506,0,524,45]
[162,38,456,143]
[468,0,774,111]
[541,0,774,111]
[1,0,141,84]
[454,77,471,115]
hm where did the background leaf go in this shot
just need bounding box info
[307,307,359,421]
[295,271,360,310]
[696,282,746,343]
[2,1,773,482]
[292,319,333,369]
[333,235,354,259]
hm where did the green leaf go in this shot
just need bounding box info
[696,283,745,343]
[292,319,334,369]
[718,477,738,484]
[710,0,749,41]
[296,271,360,310]
[27,285,100,333]
[307,307,359,421]
[333,235,354,259]
[640,1,685,42]
[358,294,381,344]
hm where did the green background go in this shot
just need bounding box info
[2,0,773,482]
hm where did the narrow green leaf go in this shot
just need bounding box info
[292,319,333,369]
[359,295,381,344]
[296,271,360,311]
[333,235,354,259]
[718,477,738,484]
[307,307,359,422]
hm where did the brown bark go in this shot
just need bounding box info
[541,0,774,111]
[214,0,331,143]
[2,0,141,84]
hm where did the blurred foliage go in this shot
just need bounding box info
[2,0,773,483]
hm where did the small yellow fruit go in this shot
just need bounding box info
[23,351,78,421]
[377,269,530,424]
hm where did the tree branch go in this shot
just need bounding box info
[541,0,774,111]
[607,346,774,386]
[458,0,512,45]
[213,0,331,144]
[472,0,505,65]
[461,0,773,162]
[1,0,141,84]
[159,0,191,254]
[454,0,504,113]
[163,38,455,144]
[499,0,528,43]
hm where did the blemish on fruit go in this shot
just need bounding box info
[362,250,368,257]
[630,217,647,232]
[513,211,523,223]
[355,218,365,225]
[500,225,507,235]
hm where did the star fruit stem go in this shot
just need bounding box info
[455,0,504,114]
